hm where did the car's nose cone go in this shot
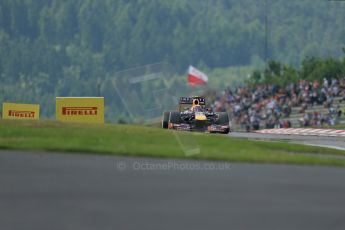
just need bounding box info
[195,112,207,121]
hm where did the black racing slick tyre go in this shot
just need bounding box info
[162,111,170,129]
[217,112,230,134]
[169,111,181,124]
[217,112,229,125]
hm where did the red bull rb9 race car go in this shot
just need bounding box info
[162,96,230,134]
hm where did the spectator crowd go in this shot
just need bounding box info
[207,78,345,131]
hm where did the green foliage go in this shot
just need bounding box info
[0,0,345,118]
[248,70,262,85]
[249,56,345,87]
[248,60,300,86]
[301,57,345,81]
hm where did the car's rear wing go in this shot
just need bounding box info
[179,97,205,111]
[179,97,206,105]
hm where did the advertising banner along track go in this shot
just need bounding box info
[2,102,40,120]
[56,97,104,124]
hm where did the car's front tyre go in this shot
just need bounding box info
[162,111,170,129]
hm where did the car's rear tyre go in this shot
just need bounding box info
[162,111,170,129]
[217,112,229,125]
[222,127,230,134]
[169,111,181,124]
[217,112,230,134]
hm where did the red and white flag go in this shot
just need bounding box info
[187,65,208,86]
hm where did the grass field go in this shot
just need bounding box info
[1,120,345,167]
[323,124,345,129]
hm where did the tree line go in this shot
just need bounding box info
[0,0,344,119]
[248,54,345,87]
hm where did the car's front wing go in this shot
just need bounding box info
[168,122,230,133]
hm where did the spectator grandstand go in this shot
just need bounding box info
[207,78,345,131]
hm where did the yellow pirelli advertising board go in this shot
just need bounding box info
[2,102,40,120]
[56,97,104,124]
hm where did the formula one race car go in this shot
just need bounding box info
[162,96,230,134]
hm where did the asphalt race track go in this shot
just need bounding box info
[1,150,345,230]
[230,131,345,150]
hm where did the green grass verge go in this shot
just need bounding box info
[1,120,345,167]
[321,124,345,129]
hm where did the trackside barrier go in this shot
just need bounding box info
[2,102,40,120]
[56,97,104,124]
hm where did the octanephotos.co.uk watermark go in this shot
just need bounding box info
[115,160,231,171]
